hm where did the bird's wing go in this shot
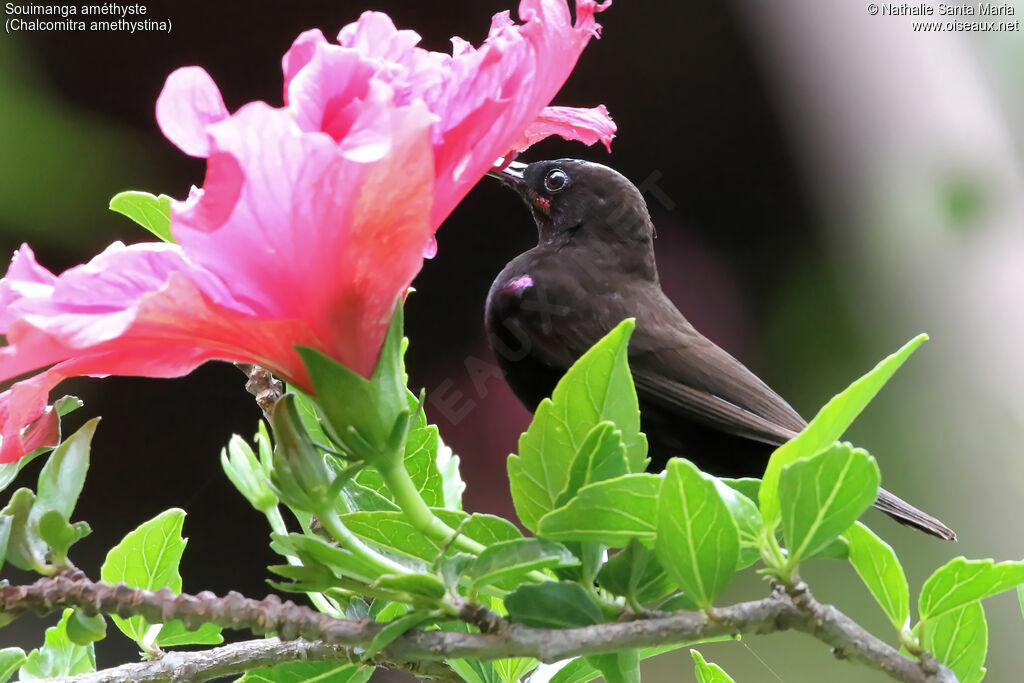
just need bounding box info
[625,284,808,441]
[505,275,808,444]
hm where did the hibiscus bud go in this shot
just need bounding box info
[221,433,277,514]
[268,395,334,513]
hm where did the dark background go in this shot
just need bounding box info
[2,1,1023,680]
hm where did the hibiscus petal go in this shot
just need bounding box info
[156,67,230,158]
[510,104,616,153]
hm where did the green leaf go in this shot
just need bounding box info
[0,515,10,572]
[556,422,629,507]
[435,437,465,511]
[339,510,521,566]
[154,620,224,647]
[710,477,763,569]
[374,573,446,600]
[843,522,909,630]
[289,385,333,447]
[691,650,735,682]
[0,648,26,683]
[19,609,95,679]
[656,459,739,608]
[1018,585,1024,620]
[921,601,987,683]
[537,473,661,547]
[355,419,445,508]
[468,538,578,588]
[108,191,174,242]
[493,656,539,683]
[919,557,1024,622]
[235,660,373,683]
[585,650,640,683]
[34,419,96,521]
[37,510,90,561]
[1,488,47,571]
[270,533,390,585]
[447,658,502,683]
[505,582,603,629]
[508,320,647,531]
[362,609,433,661]
[778,443,880,565]
[100,508,204,646]
[760,334,926,526]
[596,538,677,605]
[549,642,730,683]
[64,611,106,645]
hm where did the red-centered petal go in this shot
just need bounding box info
[171,98,435,376]
[156,67,230,158]
[511,104,616,153]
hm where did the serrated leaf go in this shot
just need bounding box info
[585,650,640,683]
[779,443,879,565]
[108,191,174,242]
[355,420,444,507]
[155,620,224,647]
[100,508,188,645]
[597,538,677,605]
[760,335,926,527]
[0,648,26,683]
[691,650,735,682]
[19,609,95,679]
[435,437,464,511]
[537,473,661,547]
[921,601,987,683]
[919,557,1024,622]
[505,582,603,629]
[656,459,739,608]
[556,422,629,507]
[843,522,909,630]
[235,659,373,683]
[468,538,578,588]
[508,320,647,532]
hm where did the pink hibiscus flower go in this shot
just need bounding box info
[0,0,615,463]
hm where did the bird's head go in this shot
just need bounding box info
[488,159,655,251]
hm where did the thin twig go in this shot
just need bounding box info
[1,573,956,682]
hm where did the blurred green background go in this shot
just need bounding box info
[1,0,1022,679]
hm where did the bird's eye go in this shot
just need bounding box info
[543,168,569,193]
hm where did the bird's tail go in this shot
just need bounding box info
[874,488,957,541]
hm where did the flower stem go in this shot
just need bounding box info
[377,461,485,556]
[264,506,340,616]
[316,505,412,577]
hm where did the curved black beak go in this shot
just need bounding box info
[485,160,527,188]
